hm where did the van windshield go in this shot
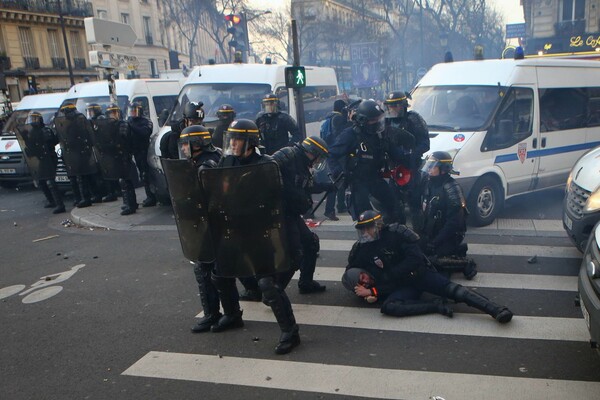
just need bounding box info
[411,85,506,131]
[169,83,271,125]
[1,108,58,136]
[61,96,129,116]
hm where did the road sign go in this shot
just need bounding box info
[84,17,137,47]
[506,23,526,39]
[285,66,306,89]
[89,50,139,70]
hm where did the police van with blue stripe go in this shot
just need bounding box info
[411,58,600,226]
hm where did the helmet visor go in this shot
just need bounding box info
[178,137,192,159]
[421,156,445,174]
[263,101,278,114]
[225,132,249,157]
[26,113,43,125]
[385,103,402,118]
[356,224,382,243]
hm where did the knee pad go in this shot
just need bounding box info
[258,276,278,300]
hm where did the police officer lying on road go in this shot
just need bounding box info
[342,210,513,323]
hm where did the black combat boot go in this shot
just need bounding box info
[39,181,56,208]
[120,179,137,216]
[298,280,326,294]
[381,299,453,318]
[446,283,513,323]
[211,276,244,333]
[142,184,157,207]
[75,176,92,208]
[47,180,65,214]
[259,277,300,355]
[191,263,222,333]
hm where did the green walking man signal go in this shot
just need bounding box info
[285,66,306,89]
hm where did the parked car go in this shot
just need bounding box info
[564,145,600,252]
[577,221,600,351]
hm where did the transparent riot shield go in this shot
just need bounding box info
[161,158,215,263]
[54,114,97,176]
[91,118,132,180]
[15,124,57,181]
[200,161,290,278]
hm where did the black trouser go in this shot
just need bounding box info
[285,214,319,285]
[349,175,397,222]
[133,149,155,200]
[258,275,297,334]
[193,262,220,316]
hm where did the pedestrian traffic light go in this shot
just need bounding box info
[225,14,247,53]
[285,66,306,89]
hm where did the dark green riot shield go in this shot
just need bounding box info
[54,114,97,176]
[161,158,215,263]
[15,123,57,181]
[200,161,290,278]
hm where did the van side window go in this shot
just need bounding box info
[539,88,587,132]
[276,86,338,123]
[485,87,533,151]
[152,95,177,126]
[587,88,600,127]
[131,97,150,118]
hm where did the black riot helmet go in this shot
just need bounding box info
[105,103,122,120]
[422,151,454,175]
[86,103,102,120]
[354,210,384,243]
[353,99,385,134]
[300,136,329,171]
[26,111,44,126]
[183,101,205,123]
[129,102,144,118]
[261,93,280,115]
[59,102,78,117]
[216,104,236,122]
[178,125,213,159]
[225,118,260,157]
[384,91,410,119]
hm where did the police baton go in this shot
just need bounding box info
[309,172,345,216]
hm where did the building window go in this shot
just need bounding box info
[69,31,86,69]
[97,9,107,19]
[121,13,130,25]
[47,29,66,69]
[143,17,153,45]
[18,27,39,69]
[149,59,159,78]
[0,27,6,54]
[561,0,585,22]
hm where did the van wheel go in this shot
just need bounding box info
[467,176,504,227]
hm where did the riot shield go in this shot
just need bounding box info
[15,124,57,181]
[161,158,215,263]
[200,161,290,278]
[91,118,132,180]
[54,114,97,176]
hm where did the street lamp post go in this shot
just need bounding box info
[56,0,75,86]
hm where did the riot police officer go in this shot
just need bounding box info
[273,136,332,294]
[212,104,235,149]
[384,91,429,230]
[54,102,99,208]
[177,125,223,332]
[256,93,301,155]
[211,119,301,355]
[328,99,399,223]
[128,102,156,207]
[160,101,205,159]
[86,103,120,203]
[16,111,65,214]
[104,104,137,215]
[343,210,513,323]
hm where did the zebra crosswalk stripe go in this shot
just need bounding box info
[123,351,600,400]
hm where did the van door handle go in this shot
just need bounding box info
[532,138,537,148]
[541,137,546,148]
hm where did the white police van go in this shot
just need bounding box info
[411,58,600,226]
[0,92,66,188]
[148,63,339,203]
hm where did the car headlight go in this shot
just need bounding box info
[584,189,600,213]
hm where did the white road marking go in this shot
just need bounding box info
[123,352,600,400]
[238,301,589,342]
[319,239,582,258]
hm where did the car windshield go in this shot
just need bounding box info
[1,108,59,136]
[410,85,506,131]
[61,96,129,117]
[168,83,272,126]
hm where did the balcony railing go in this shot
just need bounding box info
[73,57,86,69]
[23,56,40,69]
[555,19,586,37]
[51,57,66,69]
[0,1,93,18]
[0,56,10,70]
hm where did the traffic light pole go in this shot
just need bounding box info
[291,20,306,139]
